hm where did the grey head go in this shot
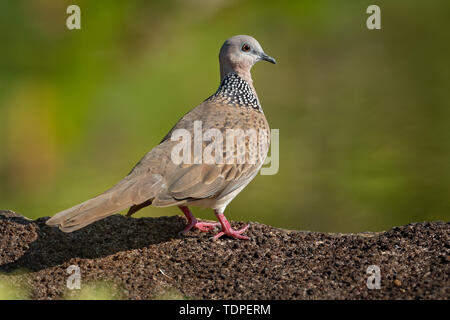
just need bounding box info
[219,35,276,83]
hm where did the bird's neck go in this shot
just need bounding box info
[220,62,256,92]
[210,73,262,111]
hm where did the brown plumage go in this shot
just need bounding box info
[46,35,276,240]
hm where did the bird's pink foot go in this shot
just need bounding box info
[212,224,249,240]
[178,205,220,235]
[182,220,221,234]
[212,211,250,240]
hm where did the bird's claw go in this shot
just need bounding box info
[211,224,250,240]
[180,220,221,235]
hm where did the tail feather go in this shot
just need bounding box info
[46,174,164,232]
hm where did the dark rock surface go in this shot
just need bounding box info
[0,210,448,299]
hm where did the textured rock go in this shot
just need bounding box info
[0,210,448,299]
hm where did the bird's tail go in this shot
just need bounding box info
[46,174,164,232]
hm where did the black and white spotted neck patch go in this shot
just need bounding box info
[206,73,261,111]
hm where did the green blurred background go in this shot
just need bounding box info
[0,0,449,233]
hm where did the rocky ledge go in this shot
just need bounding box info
[0,210,448,299]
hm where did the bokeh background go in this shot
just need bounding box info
[0,0,449,233]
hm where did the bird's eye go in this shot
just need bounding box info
[241,44,251,52]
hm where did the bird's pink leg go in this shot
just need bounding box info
[179,206,220,234]
[212,210,249,240]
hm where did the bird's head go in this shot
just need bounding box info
[219,35,276,82]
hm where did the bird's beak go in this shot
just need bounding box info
[259,52,276,64]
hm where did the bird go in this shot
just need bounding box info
[46,35,276,240]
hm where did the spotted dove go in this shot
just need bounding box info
[46,35,276,240]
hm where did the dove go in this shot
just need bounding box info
[46,35,276,240]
